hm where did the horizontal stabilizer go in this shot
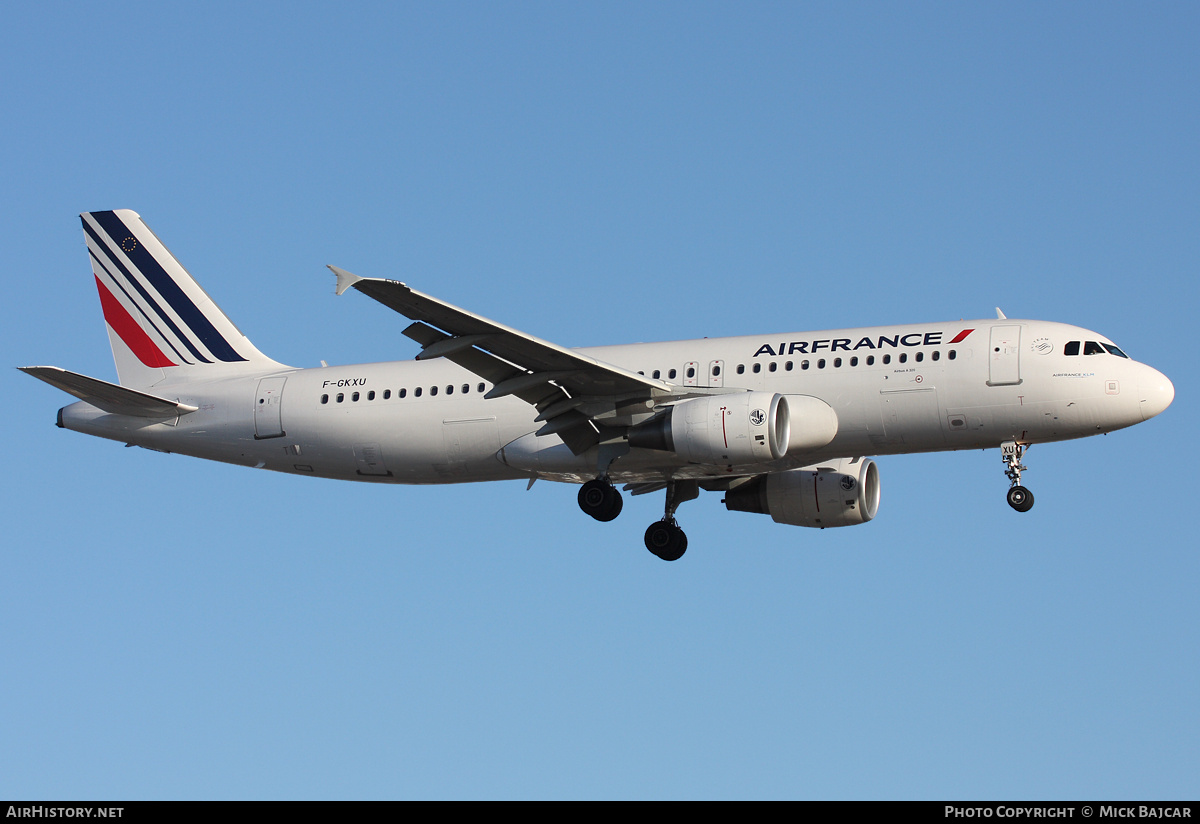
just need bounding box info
[19,366,199,418]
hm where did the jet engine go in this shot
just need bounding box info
[724,457,880,528]
[628,391,790,465]
[627,392,838,467]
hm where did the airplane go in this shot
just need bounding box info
[21,210,1175,561]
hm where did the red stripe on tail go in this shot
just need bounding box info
[94,276,176,367]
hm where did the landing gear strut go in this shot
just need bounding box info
[578,478,623,522]
[1001,441,1035,513]
[645,480,698,561]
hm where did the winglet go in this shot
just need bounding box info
[329,265,364,296]
[995,307,1007,319]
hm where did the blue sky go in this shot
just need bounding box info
[2,2,1196,799]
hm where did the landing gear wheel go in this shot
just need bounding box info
[1000,441,1034,513]
[578,479,623,522]
[1006,485,1034,512]
[644,520,688,561]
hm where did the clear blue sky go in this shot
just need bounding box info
[2,2,1196,799]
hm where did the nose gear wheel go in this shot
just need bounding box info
[1001,441,1035,512]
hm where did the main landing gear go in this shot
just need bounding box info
[575,477,698,561]
[1001,440,1035,513]
[644,481,698,562]
[578,478,623,522]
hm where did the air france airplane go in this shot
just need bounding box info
[22,210,1175,560]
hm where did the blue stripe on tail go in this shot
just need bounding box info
[88,211,246,363]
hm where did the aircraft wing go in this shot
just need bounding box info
[330,267,729,453]
[19,366,199,418]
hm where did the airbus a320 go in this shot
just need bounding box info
[22,210,1175,560]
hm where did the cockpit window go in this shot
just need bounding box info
[1064,341,1080,356]
[1103,343,1129,358]
[1083,341,1106,355]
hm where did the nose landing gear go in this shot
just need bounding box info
[1001,441,1035,512]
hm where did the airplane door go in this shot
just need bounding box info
[708,360,725,388]
[254,376,286,439]
[988,325,1022,386]
[683,362,699,387]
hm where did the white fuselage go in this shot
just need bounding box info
[58,318,1172,486]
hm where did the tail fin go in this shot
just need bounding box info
[81,210,283,388]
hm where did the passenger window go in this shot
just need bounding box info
[321,394,329,404]
[399,388,407,398]
[850,356,858,367]
[899,353,907,364]
[352,392,360,402]
[752,363,761,374]
[368,390,376,400]
[818,359,826,369]
[931,351,940,362]
[915,352,924,363]
[712,365,721,377]
[430,386,438,396]
[336,393,344,403]
[384,389,391,399]
[478,383,486,393]
[415,387,422,397]
[768,362,777,372]
[833,358,842,367]
[948,350,956,360]
[883,354,891,365]
[785,361,793,371]
[686,366,695,378]
[462,384,470,393]
[1064,341,1080,356]
[669,369,677,379]
[801,360,810,370]
[653,370,661,379]
[736,365,745,375]
[867,355,875,366]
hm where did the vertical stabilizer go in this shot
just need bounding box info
[81,210,284,388]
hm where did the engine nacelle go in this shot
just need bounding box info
[628,392,838,467]
[628,391,789,465]
[724,457,880,528]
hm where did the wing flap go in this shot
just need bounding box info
[401,317,599,449]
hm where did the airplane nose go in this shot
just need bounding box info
[1138,366,1174,421]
